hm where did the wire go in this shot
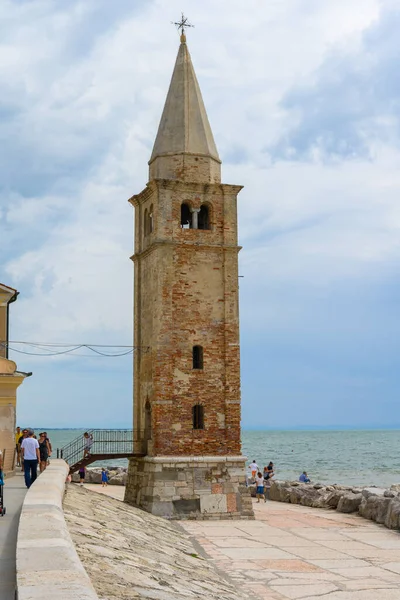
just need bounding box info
[0,341,149,358]
[7,341,136,348]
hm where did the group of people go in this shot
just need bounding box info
[248,459,312,503]
[77,466,109,487]
[248,459,275,502]
[15,427,52,489]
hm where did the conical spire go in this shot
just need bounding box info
[149,36,221,183]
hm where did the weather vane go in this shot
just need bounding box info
[172,13,194,41]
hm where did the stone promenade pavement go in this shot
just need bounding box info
[0,472,27,600]
[181,498,400,600]
[82,482,125,500]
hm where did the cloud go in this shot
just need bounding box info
[271,4,400,160]
[1,0,400,428]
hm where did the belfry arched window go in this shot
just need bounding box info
[181,203,192,229]
[192,404,204,430]
[198,205,210,230]
[192,345,203,369]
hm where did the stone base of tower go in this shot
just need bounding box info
[124,456,254,520]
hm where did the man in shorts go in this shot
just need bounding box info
[249,460,259,479]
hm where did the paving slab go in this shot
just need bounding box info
[181,498,400,600]
[0,472,27,600]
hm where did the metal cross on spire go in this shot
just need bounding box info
[172,13,194,41]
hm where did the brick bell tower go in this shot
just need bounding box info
[124,29,253,520]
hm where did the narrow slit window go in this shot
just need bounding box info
[181,203,192,228]
[149,204,154,233]
[192,345,203,369]
[192,404,204,430]
[144,208,148,236]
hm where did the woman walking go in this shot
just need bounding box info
[38,432,50,473]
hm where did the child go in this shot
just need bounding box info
[255,471,265,503]
[79,466,86,487]
[83,432,93,458]
[101,468,108,487]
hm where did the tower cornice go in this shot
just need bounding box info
[128,181,157,207]
[130,240,241,262]
[151,179,243,195]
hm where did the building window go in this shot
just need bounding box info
[181,203,192,228]
[192,345,203,369]
[144,208,148,236]
[149,204,154,233]
[192,404,204,430]
[198,205,210,230]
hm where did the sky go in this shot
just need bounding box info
[1,0,400,429]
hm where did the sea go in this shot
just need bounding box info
[36,428,400,489]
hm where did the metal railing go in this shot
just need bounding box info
[57,429,147,467]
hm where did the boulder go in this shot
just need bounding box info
[390,484,400,494]
[86,469,103,484]
[337,493,362,513]
[324,490,346,509]
[362,487,386,498]
[298,487,324,508]
[384,490,396,499]
[359,495,391,524]
[269,481,291,502]
[288,487,303,504]
[109,472,127,486]
[385,499,400,530]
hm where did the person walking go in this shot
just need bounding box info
[18,428,28,472]
[79,465,86,487]
[255,471,265,503]
[43,431,52,465]
[38,432,50,473]
[83,432,93,458]
[15,426,21,466]
[21,429,40,488]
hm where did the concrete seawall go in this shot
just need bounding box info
[16,460,99,600]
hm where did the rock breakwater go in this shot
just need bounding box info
[63,484,246,600]
[269,480,400,530]
[71,466,127,485]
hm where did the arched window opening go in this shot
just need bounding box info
[181,203,192,229]
[149,204,154,233]
[192,404,204,430]
[144,208,148,236]
[192,345,203,369]
[198,205,210,230]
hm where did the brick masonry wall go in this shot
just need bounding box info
[149,153,221,184]
[130,180,243,457]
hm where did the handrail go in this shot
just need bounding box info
[57,429,147,468]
